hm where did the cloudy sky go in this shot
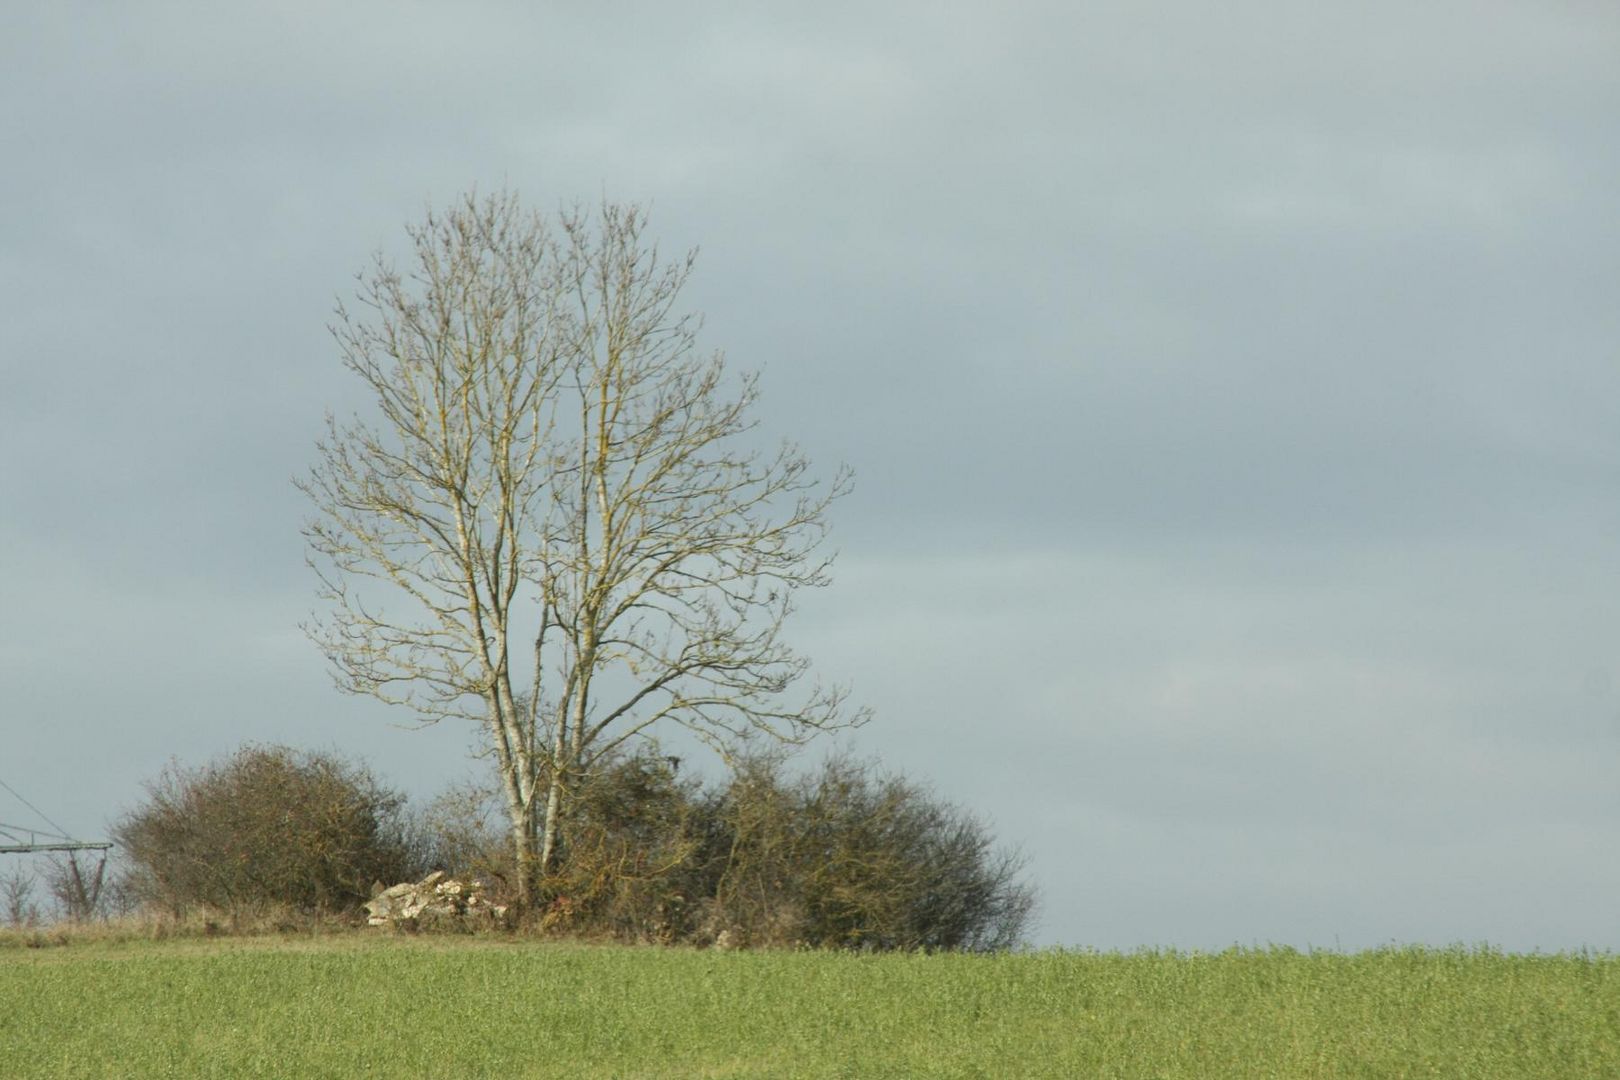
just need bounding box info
[3,1,1617,950]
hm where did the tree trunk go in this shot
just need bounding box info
[537,680,572,882]
[538,767,564,880]
[510,805,536,906]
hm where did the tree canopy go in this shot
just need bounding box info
[301,192,862,901]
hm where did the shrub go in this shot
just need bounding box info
[114,745,422,917]
[708,752,1036,951]
[456,747,1038,951]
[539,754,709,942]
[197,741,1039,950]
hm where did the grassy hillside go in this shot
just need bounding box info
[3,935,1615,1078]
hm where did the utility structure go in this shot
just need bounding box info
[1,776,114,920]
[0,777,111,854]
[0,825,112,855]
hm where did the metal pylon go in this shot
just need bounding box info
[0,776,112,854]
[0,824,113,855]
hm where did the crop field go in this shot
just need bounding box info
[2,935,1616,1078]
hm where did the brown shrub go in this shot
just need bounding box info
[113,745,422,917]
[477,747,1037,951]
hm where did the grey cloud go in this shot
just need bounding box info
[800,545,1620,947]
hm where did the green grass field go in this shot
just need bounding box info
[2,935,1615,1078]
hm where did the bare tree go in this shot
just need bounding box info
[44,852,106,922]
[301,192,861,904]
[2,864,38,928]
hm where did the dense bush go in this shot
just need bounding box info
[114,745,421,916]
[422,749,1036,951]
[537,754,710,941]
[703,752,1036,951]
[115,742,1034,948]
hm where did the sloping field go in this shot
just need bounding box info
[2,936,1615,1077]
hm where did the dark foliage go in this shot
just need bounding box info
[538,754,710,941]
[703,752,1036,951]
[114,742,1033,947]
[422,749,1036,951]
[114,745,421,916]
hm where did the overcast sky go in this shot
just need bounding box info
[3,1,1617,951]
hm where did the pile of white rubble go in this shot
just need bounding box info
[364,870,508,927]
